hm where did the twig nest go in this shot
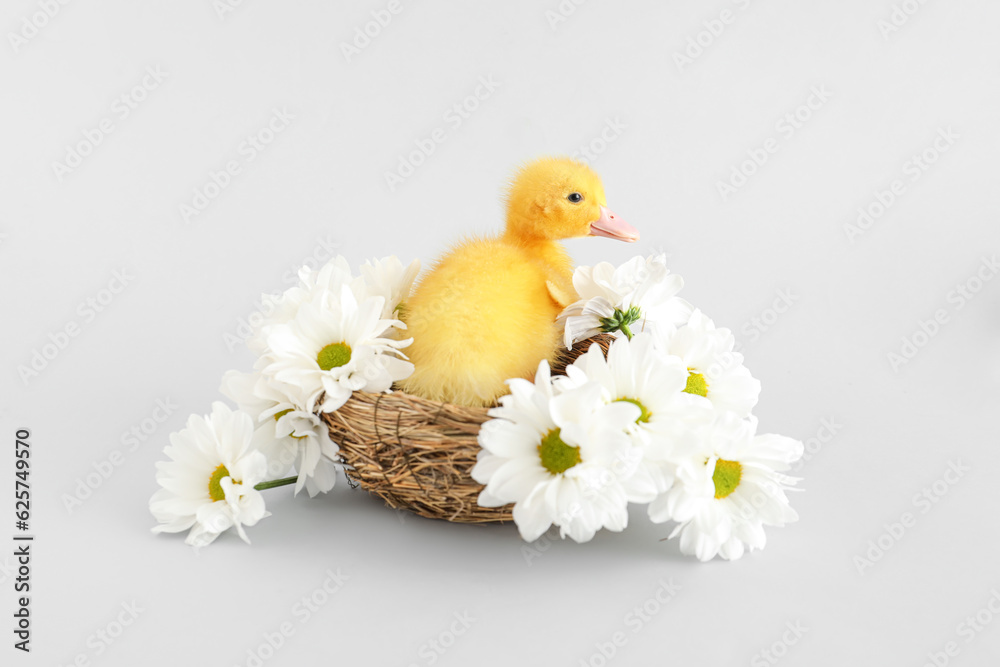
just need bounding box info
[322,334,615,523]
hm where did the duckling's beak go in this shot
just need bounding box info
[589,205,639,242]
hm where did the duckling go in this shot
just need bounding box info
[399,157,639,407]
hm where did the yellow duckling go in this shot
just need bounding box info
[400,157,639,407]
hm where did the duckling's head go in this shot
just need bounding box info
[504,157,638,243]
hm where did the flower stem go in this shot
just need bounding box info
[620,322,633,340]
[254,476,298,491]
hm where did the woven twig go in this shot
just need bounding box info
[322,333,615,523]
[551,332,614,377]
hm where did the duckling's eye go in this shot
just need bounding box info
[567,192,583,203]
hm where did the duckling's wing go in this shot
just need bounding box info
[545,279,575,309]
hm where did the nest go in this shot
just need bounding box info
[322,334,614,523]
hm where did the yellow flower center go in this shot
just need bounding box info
[208,464,231,502]
[273,408,308,439]
[684,370,709,397]
[537,428,581,475]
[712,459,742,499]
[274,408,308,440]
[317,342,352,371]
[616,397,651,424]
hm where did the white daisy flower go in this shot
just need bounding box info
[270,408,342,497]
[246,255,418,355]
[263,284,413,413]
[359,255,421,319]
[648,413,803,561]
[559,333,714,502]
[472,361,642,543]
[659,309,761,418]
[150,402,271,548]
[220,369,342,497]
[558,254,692,348]
[247,255,356,356]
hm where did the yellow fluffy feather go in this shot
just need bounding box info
[400,157,638,407]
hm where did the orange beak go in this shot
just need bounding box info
[589,205,639,242]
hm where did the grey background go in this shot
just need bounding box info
[2,0,999,665]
